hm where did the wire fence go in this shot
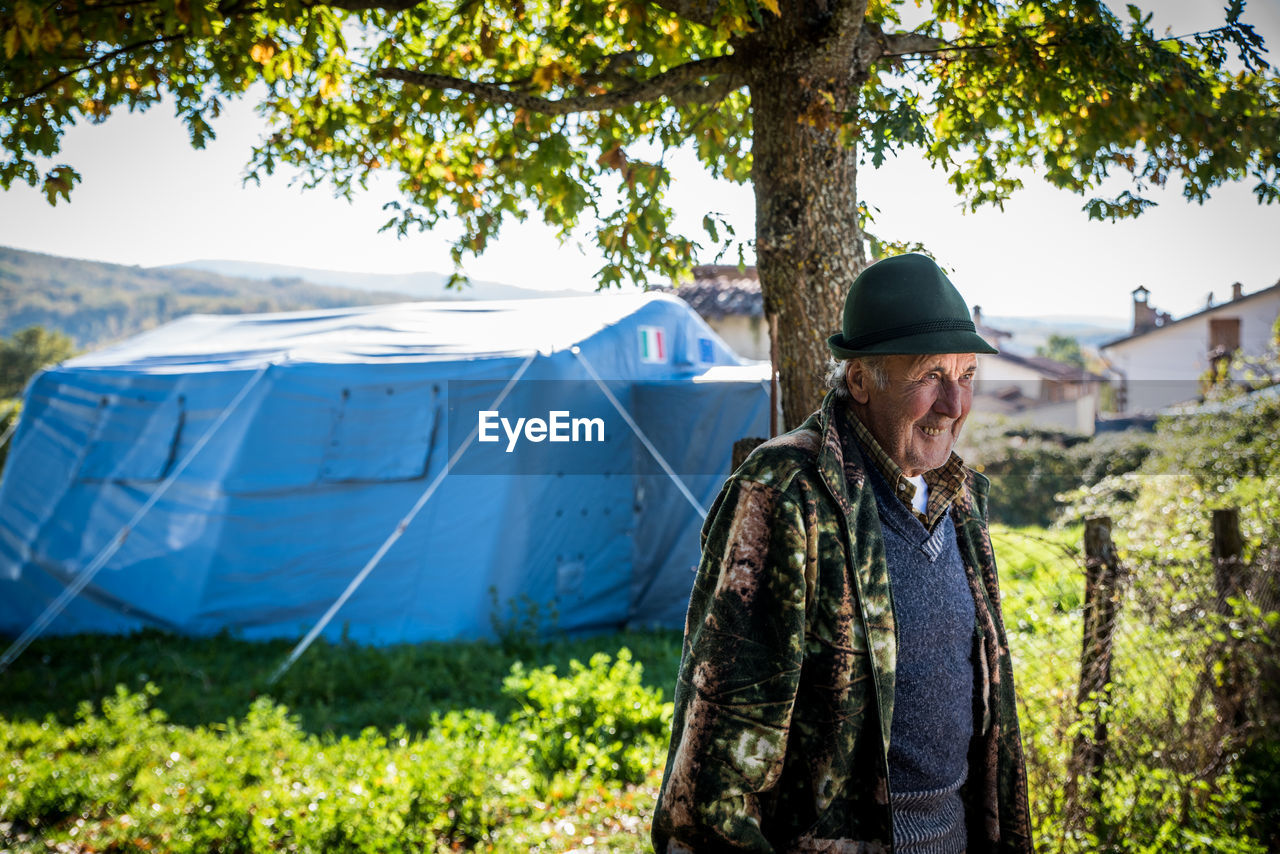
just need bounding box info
[994,514,1280,852]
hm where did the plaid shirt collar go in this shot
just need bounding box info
[843,406,968,530]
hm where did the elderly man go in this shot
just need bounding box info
[652,254,1032,854]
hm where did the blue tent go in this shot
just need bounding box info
[0,293,770,644]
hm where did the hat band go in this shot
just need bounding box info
[843,318,977,350]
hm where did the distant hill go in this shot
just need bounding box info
[984,314,1128,354]
[166,259,586,301]
[0,247,416,350]
[2,245,1132,359]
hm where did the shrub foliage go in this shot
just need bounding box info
[2,649,672,853]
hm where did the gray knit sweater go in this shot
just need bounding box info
[866,461,975,854]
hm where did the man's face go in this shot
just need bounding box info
[846,353,977,477]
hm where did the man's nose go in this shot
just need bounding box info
[934,380,964,418]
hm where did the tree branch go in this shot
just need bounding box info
[874,23,1238,60]
[853,20,946,66]
[880,31,946,56]
[2,33,187,110]
[375,54,743,115]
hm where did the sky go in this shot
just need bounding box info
[1,1,1278,323]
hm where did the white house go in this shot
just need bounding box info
[969,309,1104,434]
[1100,281,1280,413]
[660,265,769,361]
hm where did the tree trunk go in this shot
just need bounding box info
[748,5,869,430]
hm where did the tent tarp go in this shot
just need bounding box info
[0,293,770,643]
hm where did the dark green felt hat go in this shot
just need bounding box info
[827,253,998,358]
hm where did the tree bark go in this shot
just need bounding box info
[748,3,869,430]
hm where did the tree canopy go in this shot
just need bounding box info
[1036,333,1085,368]
[3,0,1277,423]
[0,325,77,399]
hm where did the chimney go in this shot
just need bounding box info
[1206,292,1215,309]
[972,305,984,326]
[1131,285,1157,333]
[1232,282,1244,301]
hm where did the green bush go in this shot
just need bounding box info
[1,649,672,853]
[406,709,522,846]
[505,648,672,792]
[1094,766,1267,854]
[0,326,77,400]
[960,420,1155,527]
[1239,737,1280,850]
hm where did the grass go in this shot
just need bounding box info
[0,628,684,736]
[1,634,682,853]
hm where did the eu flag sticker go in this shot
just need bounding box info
[698,338,715,363]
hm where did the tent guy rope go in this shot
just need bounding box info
[0,363,273,674]
[571,346,708,520]
[267,351,539,685]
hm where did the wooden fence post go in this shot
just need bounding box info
[1211,508,1247,735]
[1257,545,1280,731]
[1066,516,1124,834]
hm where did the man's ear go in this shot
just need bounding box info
[845,361,871,405]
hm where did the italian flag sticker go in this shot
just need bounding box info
[638,326,666,363]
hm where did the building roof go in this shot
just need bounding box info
[992,350,1107,383]
[658,265,763,319]
[1101,280,1280,351]
[976,322,1012,345]
[970,306,1012,346]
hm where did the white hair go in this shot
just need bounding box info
[824,356,890,398]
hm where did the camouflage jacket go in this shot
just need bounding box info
[652,392,1033,854]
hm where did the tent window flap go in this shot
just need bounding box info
[79,393,185,482]
[320,384,438,482]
